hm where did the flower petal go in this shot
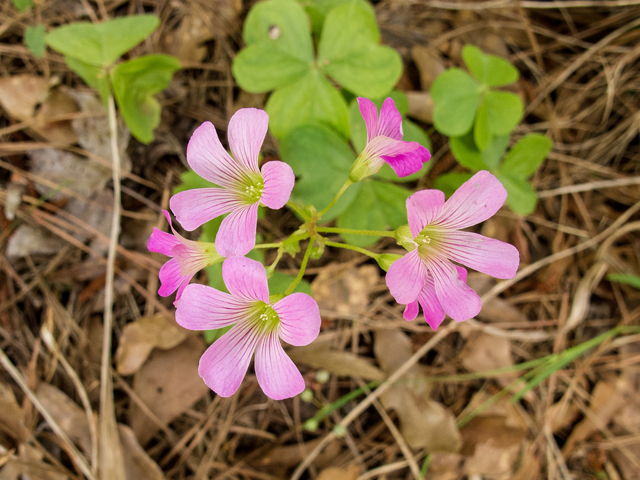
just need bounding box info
[170,188,242,232]
[176,283,253,330]
[260,161,294,210]
[198,321,259,397]
[147,228,179,256]
[427,256,481,322]
[254,332,305,400]
[358,97,379,144]
[376,97,403,141]
[222,256,269,302]
[386,249,427,305]
[440,231,519,279]
[215,203,259,257]
[403,301,419,321]
[407,190,445,237]
[174,273,194,304]
[435,171,507,229]
[172,243,219,276]
[382,145,430,178]
[186,121,248,188]
[158,258,185,297]
[416,276,445,331]
[365,135,419,159]
[274,293,320,346]
[227,108,267,174]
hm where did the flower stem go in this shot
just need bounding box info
[324,240,379,259]
[285,238,315,295]
[317,226,396,237]
[318,179,353,218]
[253,242,282,249]
[287,200,309,220]
[265,247,285,276]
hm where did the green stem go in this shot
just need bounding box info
[285,239,315,295]
[324,240,379,259]
[253,242,282,249]
[287,200,309,220]
[318,179,353,218]
[265,248,285,276]
[317,226,396,237]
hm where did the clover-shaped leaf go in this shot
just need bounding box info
[483,90,523,136]
[450,133,509,171]
[433,172,474,198]
[462,45,519,87]
[498,133,552,178]
[45,15,159,67]
[111,54,181,144]
[496,173,538,215]
[431,68,482,137]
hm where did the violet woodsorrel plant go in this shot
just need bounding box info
[149,98,519,400]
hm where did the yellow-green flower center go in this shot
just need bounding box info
[250,302,280,334]
[240,174,264,203]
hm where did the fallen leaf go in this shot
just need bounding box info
[0,383,29,441]
[32,86,78,145]
[423,452,463,480]
[412,45,445,90]
[312,264,378,315]
[406,91,433,124]
[254,437,340,469]
[0,75,50,120]
[6,224,68,259]
[119,424,165,480]
[116,314,188,376]
[288,343,385,382]
[374,330,461,452]
[131,336,210,445]
[317,464,359,480]
[0,443,68,480]
[35,383,92,454]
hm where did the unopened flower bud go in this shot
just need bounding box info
[376,254,403,272]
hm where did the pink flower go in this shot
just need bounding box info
[176,257,321,400]
[386,171,519,329]
[349,97,431,182]
[147,210,222,303]
[170,109,295,257]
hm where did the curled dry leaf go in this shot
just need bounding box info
[317,464,360,480]
[131,336,210,445]
[119,424,165,480]
[116,314,189,376]
[0,383,29,442]
[312,264,379,315]
[0,443,69,480]
[253,437,341,470]
[406,91,433,124]
[412,45,445,90]
[374,330,461,452]
[0,75,51,120]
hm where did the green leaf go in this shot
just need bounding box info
[431,68,482,137]
[173,170,218,195]
[65,57,111,104]
[483,90,523,136]
[280,124,361,221]
[266,69,350,139]
[318,4,402,98]
[462,44,519,87]
[473,101,492,151]
[433,172,473,198]
[25,24,45,58]
[111,54,181,144]
[496,173,538,215]
[45,15,160,67]
[499,133,551,178]
[607,273,640,290]
[12,0,33,12]
[268,271,312,295]
[337,180,410,246]
[450,133,509,171]
[234,0,313,92]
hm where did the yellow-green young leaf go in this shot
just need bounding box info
[45,15,159,67]
[279,124,360,221]
[65,57,111,104]
[483,90,523,135]
[110,54,181,144]
[431,68,482,137]
[234,0,313,92]
[311,0,376,34]
[498,133,552,178]
[25,24,45,58]
[607,273,640,290]
[318,4,401,98]
[473,101,492,151]
[266,69,350,139]
[496,173,538,215]
[13,0,33,12]
[462,45,519,87]
[433,172,473,198]
[450,133,509,171]
[337,180,410,247]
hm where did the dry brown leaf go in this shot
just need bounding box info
[288,343,385,381]
[116,314,188,376]
[131,336,210,445]
[423,452,463,480]
[119,424,165,480]
[546,400,581,433]
[412,45,445,90]
[317,464,360,480]
[32,86,78,145]
[254,437,340,469]
[0,383,29,441]
[0,444,68,480]
[374,330,461,452]
[312,264,378,315]
[6,224,68,259]
[466,274,528,324]
[406,91,433,124]
[0,75,50,121]
[34,383,92,454]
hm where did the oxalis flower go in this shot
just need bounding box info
[176,257,321,400]
[349,97,431,182]
[147,210,223,304]
[386,171,520,330]
[170,108,295,257]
